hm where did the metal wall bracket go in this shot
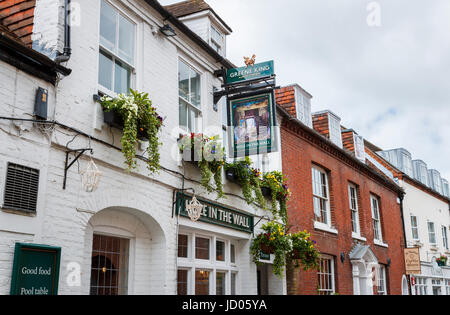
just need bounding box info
[63,148,93,190]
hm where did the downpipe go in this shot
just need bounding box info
[55,0,72,63]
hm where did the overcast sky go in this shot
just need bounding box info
[160,0,450,180]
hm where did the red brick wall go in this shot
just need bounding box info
[0,0,36,47]
[281,120,406,295]
[275,86,296,117]
[342,130,355,153]
[312,112,330,139]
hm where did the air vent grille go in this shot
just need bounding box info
[3,163,39,213]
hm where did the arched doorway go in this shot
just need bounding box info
[82,207,167,295]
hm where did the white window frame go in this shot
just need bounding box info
[317,255,335,295]
[415,277,428,295]
[98,0,137,96]
[410,215,419,241]
[376,265,387,295]
[428,221,437,246]
[431,279,442,295]
[370,195,383,242]
[328,114,343,148]
[176,230,239,295]
[348,183,360,236]
[312,166,331,228]
[210,25,224,54]
[178,58,203,133]
[442,226,448,250]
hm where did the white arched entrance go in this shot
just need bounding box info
[349,245,379,295]
[81,207,167,295]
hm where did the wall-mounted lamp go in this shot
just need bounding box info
[340,252,346,263]
[387,258,391,267]
[160,24,177,37]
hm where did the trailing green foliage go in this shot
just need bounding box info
[101,89,163,173]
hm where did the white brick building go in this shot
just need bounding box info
[0,0,286,295]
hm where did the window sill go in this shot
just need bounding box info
[374,239,389,248]
[429,246,439,252]
[352,233,367,242]
[1,207,37,217]
[314,222,338,235]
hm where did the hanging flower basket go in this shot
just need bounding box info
[103,109,148,141]
[100,90,164,173]
[437,255,447,266]
[261,186,272,198]
[260,243,275,255]
[178,134,226,199]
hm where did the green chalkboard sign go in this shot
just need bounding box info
[10,243,61,295]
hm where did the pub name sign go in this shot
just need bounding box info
[176,193,254,233]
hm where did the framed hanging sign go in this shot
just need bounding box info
[10,243,61,295]
[227,91,278,158]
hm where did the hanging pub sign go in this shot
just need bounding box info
[176,193,254,233]
[228,91,277,158]
[404,247,421,275]
[226,60,274,85]
[10,243,61,295]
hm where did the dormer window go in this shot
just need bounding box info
[295,87,312,128]
[210,25,224,54]
[328,113,343,149]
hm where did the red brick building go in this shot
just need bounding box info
[276,85,408,295]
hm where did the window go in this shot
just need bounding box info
[99,0,135,94]
[446,279,450,295]
[312,166,330,226]
[432,279,441,295]
[376,265,387,295]
[231,273,237,295]
[230,244,236,264]
[348,184,360,234]
[178,234,188,258]
[195,270,210,295]
[317,256,335,295]
[371,195,383,241]
[177,233,238,295]
[415,277,427,295]
[216,272,226,295]
[410,216,419,240]
[428,222,436,245]
[177,269,188,295]
[90,234,129,295]
[295,89,312,127]
[216,240,225,262]
[210,25,224,54]
[220,90,228,158]
[328,113,343,148]
[179,60,201,133]
[3,163,39,213]
[442,226,448,250]
[196,237,210,260]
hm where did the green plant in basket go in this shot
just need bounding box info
[261,171,291,223]
[100,89,163,173]
[224,157,266,208]
[179,133,225,199]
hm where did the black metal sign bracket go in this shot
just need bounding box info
[63,148,93,190]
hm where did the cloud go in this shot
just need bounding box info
[159,0,450,179]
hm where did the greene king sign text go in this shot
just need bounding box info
[226,60,274,85]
